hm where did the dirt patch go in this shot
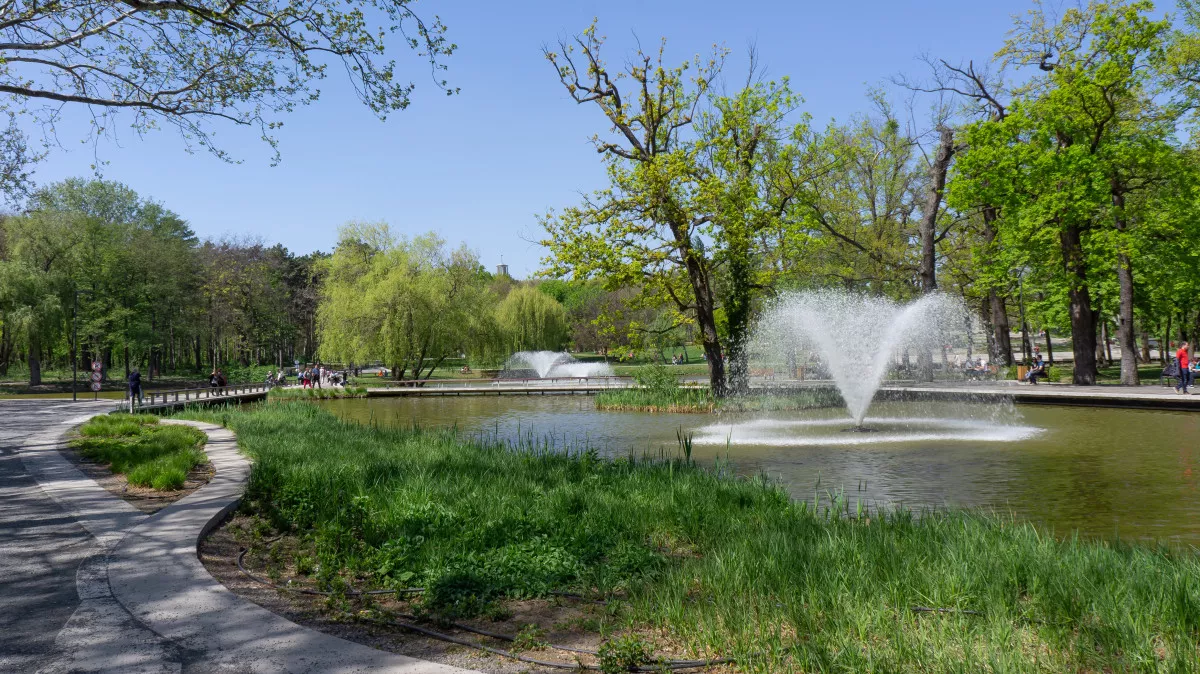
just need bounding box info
[60,433,214,514]
[198,514,723,674]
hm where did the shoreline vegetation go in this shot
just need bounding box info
[176,401,1200,672]
[595,365,846,413]
[594,388,845,414]
[70,415,208,491]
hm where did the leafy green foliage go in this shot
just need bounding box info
[0,0,455,164]
[597,633,653,674]
[317,223,502,379]
[495,285,569,352]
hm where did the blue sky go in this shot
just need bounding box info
[17,1,1177,277]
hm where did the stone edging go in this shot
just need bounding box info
[103,419,475,674]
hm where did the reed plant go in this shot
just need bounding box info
[595,388,842,414]
[180,402,1200,672]
[72,414,207,490]
[594,386,716,412]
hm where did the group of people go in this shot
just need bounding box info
[959,357,991,379]
[296,365,347,388]
[1024,355,1047,384]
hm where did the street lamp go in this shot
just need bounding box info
[72,289,93,402]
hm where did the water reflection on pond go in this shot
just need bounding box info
[319,395,1200,546]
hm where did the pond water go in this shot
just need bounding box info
[319,395,1200,546]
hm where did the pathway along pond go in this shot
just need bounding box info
[320,396,1200,546]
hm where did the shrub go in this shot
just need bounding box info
[72,415,206,491]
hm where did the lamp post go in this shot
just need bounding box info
[72,289,93,402]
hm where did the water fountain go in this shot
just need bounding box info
[503,351,615,379]
[750,290,970,427]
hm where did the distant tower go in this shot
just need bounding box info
[496,256,509,278]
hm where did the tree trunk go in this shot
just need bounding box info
[919,126,954,295]
[912,127,954,383]
[1140,328,1151,364]
[1020,320,1032,364]
[1061,223,1097,384]
[725,243,752,395]
[1111,187,1138,385]
[982,208,1013,366]
[1095,315,1107,368]
[1103,319,1113,366]
[0,323,12,376]
[1045,330,1054,365]
[675,225,725,397]
[1163,316,1172,366]
[981,297,995,363]
[28,333,41,386]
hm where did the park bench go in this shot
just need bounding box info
[1161,363,1183,387]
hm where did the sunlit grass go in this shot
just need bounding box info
[177,401,1200,671]
[72,414,207,490]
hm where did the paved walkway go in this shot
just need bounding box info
[0,399,121,672]
[0,400,475,673]
[877,381,1200,410]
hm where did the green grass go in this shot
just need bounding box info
[594,386,716,412]
[177,402,1200,671]
[594,388,844,413]
[71,415,208,490]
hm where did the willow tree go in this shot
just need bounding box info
[496,286,569,353]
[317,223,498,380]
[0,210,79,384]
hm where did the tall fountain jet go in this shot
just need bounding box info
[752,291,969,426]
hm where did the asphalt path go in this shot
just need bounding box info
[0,400,114,672]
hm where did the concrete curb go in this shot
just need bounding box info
[107,420,477,673]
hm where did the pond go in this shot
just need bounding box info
[320,395,1200,546]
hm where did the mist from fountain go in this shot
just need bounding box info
[504,351,615,379]
[752,290,969,425]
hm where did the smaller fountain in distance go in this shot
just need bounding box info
[503,351,614,379]
[752,290,969,427]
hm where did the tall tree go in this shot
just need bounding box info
[955,1,1173,384]
[541,25,730,394]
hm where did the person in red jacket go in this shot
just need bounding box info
[1176,341,1191,394]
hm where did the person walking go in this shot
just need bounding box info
[127,369,143,405]
[1176,341,1192,394]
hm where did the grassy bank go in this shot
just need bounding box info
[594,386,716,412]
[595,386,844,413]
[71,415,208,490]
[180,402,1199,671]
